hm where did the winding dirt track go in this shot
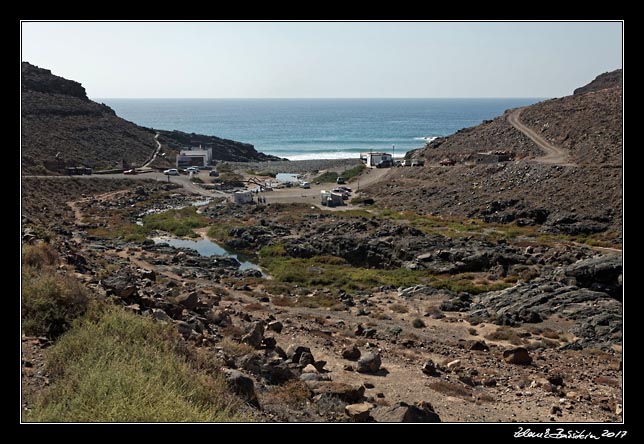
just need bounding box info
[507,108,576,166]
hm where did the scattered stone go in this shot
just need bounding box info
[286,345,312,364]
[302,364,318,373]
[313,360,327,372]
[174,292,199,311]
[152,308,172,323]
[447,359,462,371]
[224,369,259,408]
[468,340,490,351]
[241,321,265,349]
[547,374,564,386]
[299,352,315,368]
[305,381,365,403]
[357,352,382,373]
[267,321,283,333]
[343,364,354,372]
[341,345,361,361]
[101,269,138,298]
[354,324,364,336]
[421,359,439,376]
[345,402,372,422]
[503,347,532,365]
[207,308,232,326]
[371,401,441,423]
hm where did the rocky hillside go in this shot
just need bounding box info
[373,72,622,237]
[21,62,279,175]
[157,130,279,163]
[573,69,622,95]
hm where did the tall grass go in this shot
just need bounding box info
[143,207,209,238]
[27,305,246,422]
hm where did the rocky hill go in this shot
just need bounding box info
[21,62,279,175]
[573,69,622,95]
[369,72,623,237]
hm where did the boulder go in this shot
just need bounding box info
[267,320,283,333]
[342,345,361,360]
[101,269,138,298]
[357,352,382,373]
[224,369,259,408]
[241,321,265,349]
[371,401,441,423]
[503,347,532,365]
[174,292,199,311]
[345,402,372,422]
[305,381,365,403]
[468,340,490,351]
[261,359,296,385]
[299,352,315,368]
[286,345,311,363]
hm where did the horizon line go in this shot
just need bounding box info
[93,96,549,100]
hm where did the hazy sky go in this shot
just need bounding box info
[21,21,622,99]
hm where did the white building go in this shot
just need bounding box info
[176,146,213,168]
[320,190,344,207]
[361,152,393,168]
[230,191,254,204]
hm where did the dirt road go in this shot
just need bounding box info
[508,108,576,166]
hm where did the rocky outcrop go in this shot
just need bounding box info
[574,69,622,95]
[21,62,279,175]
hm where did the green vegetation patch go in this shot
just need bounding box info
[143,206,209,238]
[259,243,510,294]
[313,164,366,183]
[26,305,245,422]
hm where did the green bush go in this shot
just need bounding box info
[22,268,89,339]
[27,305,246,422]
[143,207,209,237]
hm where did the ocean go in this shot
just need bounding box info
[98,98,544,160]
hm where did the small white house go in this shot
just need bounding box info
[230,191,254,204]
[320,190,344,207]
[176,146,213,168]
[361,152,393,168]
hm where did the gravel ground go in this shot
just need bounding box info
[226,158,362,175]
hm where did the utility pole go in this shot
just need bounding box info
[392,144,395,162]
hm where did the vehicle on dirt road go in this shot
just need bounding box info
[163,168,179,176]
[123,169,138,175]
[336,176,346,184]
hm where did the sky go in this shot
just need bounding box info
[21,21,622,99]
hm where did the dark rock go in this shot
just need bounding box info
[371,401,441,423]
[241,321,265,349]
[503,347,532,365]
[357,352,382,373]
[304,381,365,403]
[421,359,439,376]
[101,269,138,298]
[341,345,361,361]
[174,292,199,311]
[299,352,315,368]
[261,359,296,385]
[468,340,490,351]
[267,321,283,333]
[286,345,311,363]
[224,369,259,408]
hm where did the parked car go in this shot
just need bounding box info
[209,170,220,177]
[336,176,346,184]
[300,181,311,189]
[123,169,138,175]
[439,158,455,166]
[163,168,179,176]
[394,160,402,167]
[186,166,200,172]
[376,159,392,168]
[332,188,350,199]
[199,165,213,170]
[411,160,425,167]
[337,186,352,192]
